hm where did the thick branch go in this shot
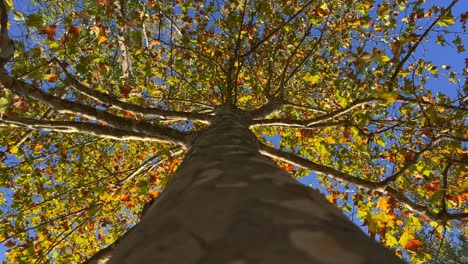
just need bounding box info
[250,120,349,128]
[258,142,379,189]
[258,143,467,222]
[1,116,173,143]
[248,97,284,119]
[0,70,189,146]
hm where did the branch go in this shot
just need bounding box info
[239,0,314,59]
[397,95,468,112]
[57,61,213,123]
[113,0,131,80]
[282,17,330,87]
[250,120,350,128]
[248,96,284,119]
[155,38,225,72]
[0,70,190,146]
[226,0,249,106]
[1,116,174,143]
[437,134,468,142]
[282,100,327,114]
[118,146,184,184]
[385,187,467,222]
[259,142,467,222]
[251,98,379,127]
[388,0,459,92]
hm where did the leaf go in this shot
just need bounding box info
[148,190,159,199]
[8,145,19,154]
[437,15,455,27]
[399,230,414,247]
[377,197,391,212]
[98,35,107,44]
[404,239,422,251]
[303,72,320,84]
[44,74,58,82]
[374,91,399,104]
[40,25,57,40]
[0,90,13,115]
[377,4,390,17]
[25,14,44,28]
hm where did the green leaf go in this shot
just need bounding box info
[0,90,13,115]
[375,91,399,104]
[303,72,320,84]
[25,14,44,28]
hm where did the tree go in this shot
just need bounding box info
[0,0,466,263]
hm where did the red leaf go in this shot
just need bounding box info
[342,130,351,139]
[4,240,16,247]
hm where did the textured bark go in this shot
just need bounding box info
[108,107,404,264]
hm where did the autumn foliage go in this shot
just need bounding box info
[0,0,467,263]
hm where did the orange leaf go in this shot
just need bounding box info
[404,239,422,251]
[95,0,112,6]
[40,25,57,40]
[120,194,130,202]
[47,74,58,82]
[98,233,105,239]
[377,197,390,212]
[123,111,133,118]
[148,190,160,199]
[280,164,294,172]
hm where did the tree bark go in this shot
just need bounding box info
[108,107,404,264]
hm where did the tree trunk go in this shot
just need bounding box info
[108,107,404,264]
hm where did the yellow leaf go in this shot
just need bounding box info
[437,16,455,27]
[375,91,398,104]
[9,145,18,154]
[377,197,390,212]
[98,35,107,44]
[304,72,320,84]
[398,230,414,247]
